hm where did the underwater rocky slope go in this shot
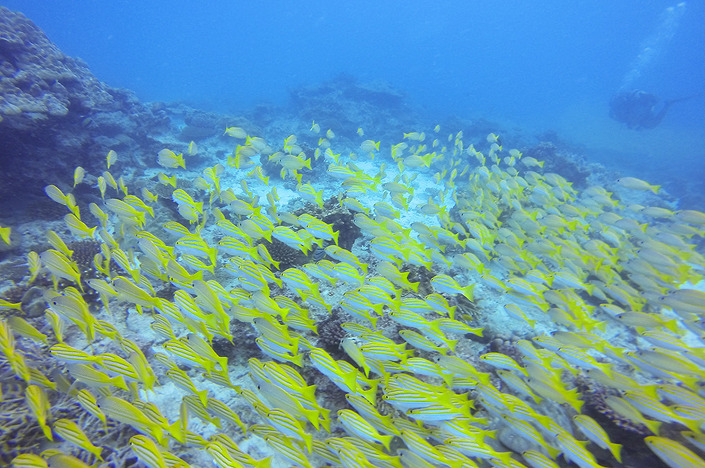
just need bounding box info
[2,6,705,468]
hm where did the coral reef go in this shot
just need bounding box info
[258,143,318,185]
[316,311,347,357]
[577,376,653,438]
[67,240,101,273]
[0,9,111,126]
[295,196,362,252]
[523,141,592,188]
[0,7,170,217]
[289,74,416,141]
[260,238,309,271]
[179,110,221,141]
[576,376,674,468]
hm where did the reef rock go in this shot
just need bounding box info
[0,7,170,218]
[0,7,114,126]
[289,74,415,141]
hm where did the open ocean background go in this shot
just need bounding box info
[3,0,704,205]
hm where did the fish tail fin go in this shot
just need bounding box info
[196,389,208,407]
[315,190,324,208]
[445,338,459,352]
[544,445,561,459]
[359,384,377,405]
[290,352,304,367]
[39,421,54,441]
[664,318,681,334]
[462,284,476,302]
[610,442,623,463]
[407,280,420,293]
[166,419,188,443]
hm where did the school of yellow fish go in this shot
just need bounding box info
[2,122,705,468]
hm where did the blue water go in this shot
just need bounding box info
[3,0,705,203]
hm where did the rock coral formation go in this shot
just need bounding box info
[296,197,362,251]
[260,237,309,271]
[289,74,416,142]
[0,10,110,124]
[523,141,592,189]
[316,311,347,356]
[0,7,170,216]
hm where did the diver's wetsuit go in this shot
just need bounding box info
[609,89,686,129]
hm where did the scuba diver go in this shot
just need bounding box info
[609,89,692,130]
[609,3,695,130]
